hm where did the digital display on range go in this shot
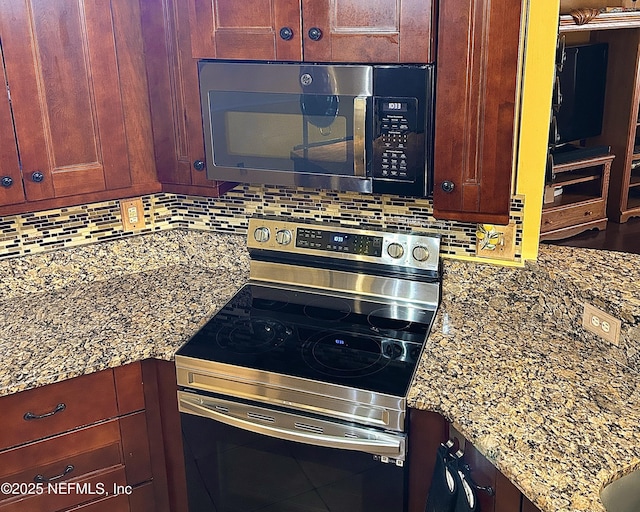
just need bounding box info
[296,228,383,256]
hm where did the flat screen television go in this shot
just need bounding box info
[554,42,608,146]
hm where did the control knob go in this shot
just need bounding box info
[275,229,292,245]
[253,227,270,243]
[387,242,404,259]
[412,245,430,262]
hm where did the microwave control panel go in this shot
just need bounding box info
[373,97,419,182]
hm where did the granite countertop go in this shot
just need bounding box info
[1,231,638,512]
[408,244,640,512]
[0,230,250,394]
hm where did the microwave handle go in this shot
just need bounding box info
[353,96,367,177]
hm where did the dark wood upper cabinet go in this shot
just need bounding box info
[0,50,25,207]
[300,0,435,63]
[188,0,303,61]
[0,0,160,215]
[432,0,524,224]
[141,0,233,196]
[144,0,435,198]
[186,0,435,63]
[1,0,126,201]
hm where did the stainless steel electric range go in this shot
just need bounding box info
[175,216,441,512]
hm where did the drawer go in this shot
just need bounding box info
[65,490,130,512]
[2,370,118,449]
[541,199,605,232]
[64,481,155,512]
[0,420,122,486]
[0,413,152,512]
[0,466,127,512]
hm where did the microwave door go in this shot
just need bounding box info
[208,92,359,170]
[199,61,373,191]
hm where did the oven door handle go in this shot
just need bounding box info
[179,392,405,460]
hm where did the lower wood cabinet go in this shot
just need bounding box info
[408,408,542,512]
[0,362,172,512]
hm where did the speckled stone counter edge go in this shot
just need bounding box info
[2,231,639,512]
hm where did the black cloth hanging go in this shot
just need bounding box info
[451,454,478,512]
[424,443,458,512]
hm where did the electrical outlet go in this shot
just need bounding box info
[582,303,621,346]
[119,198,145,231]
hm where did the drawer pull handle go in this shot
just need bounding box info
[33,464,74,483]
[584,211,593,216]
[24,403,66,420]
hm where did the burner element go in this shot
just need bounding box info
[303,298,352,321]
[251,289,291,311]
[217,318,292,354]
[367,306,433,331]
[302,331,388,377]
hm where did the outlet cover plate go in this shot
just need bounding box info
[475,222,517,261]
[582,303,621,346]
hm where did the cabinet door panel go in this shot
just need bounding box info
[301,0,433,63]
[141,0,222,189]
[521,495,542,512]
[114,362,145,416]
[432,0,523,224]
[119,412,153,486]
[0,0,130,201]
[188,0,302,61]
[0,48,25,206]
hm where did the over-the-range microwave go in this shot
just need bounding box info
[199,60,434,197]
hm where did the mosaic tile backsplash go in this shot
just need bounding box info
[0,185,524,261]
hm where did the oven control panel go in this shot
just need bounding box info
[248,217,440,272]
[296,228,383,257]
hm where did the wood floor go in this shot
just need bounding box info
[542,217,640,254]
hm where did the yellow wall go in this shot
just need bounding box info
[517,0,561,261]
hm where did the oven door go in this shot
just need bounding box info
[179,391,407,512]
[199,61,373,192]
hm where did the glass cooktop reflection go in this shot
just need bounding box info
[176,284,435,397]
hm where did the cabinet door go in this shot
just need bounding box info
[0,0,131,202]
[521,495,542,512]
[142,0,218,189]
[432,0,524,224]
[448,426,523,512]
[187,0,303,60]
[0,49,25,206]
[141,0,235,196]
[407,409,447,512]
[301,0,434,63]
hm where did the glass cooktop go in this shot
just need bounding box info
[176,284,435,397]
